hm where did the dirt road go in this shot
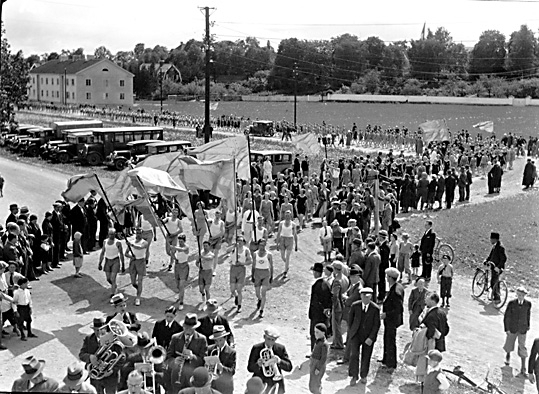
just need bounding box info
[0,154,537,393]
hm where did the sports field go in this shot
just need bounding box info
[134,100,539,136]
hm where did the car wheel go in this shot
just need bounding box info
[115,159,126,171]
[87,153,102,166]
[58,153,70,164]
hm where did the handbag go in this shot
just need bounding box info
[402,342,419,367]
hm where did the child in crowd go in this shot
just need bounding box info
[170,233,190,310]
[423,350,450,393]
[318,219,333,263]
[72,231,83,278]
[13,278,37,341]
[411,244,421,279]
[309,323,329,394]
[437,254,454,307]
[398,233,413,283]
[330,219,344,256]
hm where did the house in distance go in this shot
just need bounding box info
[28,57,134,107]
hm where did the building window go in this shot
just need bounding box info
[51,78,54,85]
[120,80,125,87]
[66,92,70,99]
[71,79,75,85]
[57,91,60,98]
[104,79,109,88]
[86,92,91,100]
[66,79,69,86]
[41,90,43,97]
[41,77,43,84]
[85,79,91,86]
[103,93,109,100]
[120,93,125,100]
[72,92,75,99]
[57,78,59,85]
[46,91,49,97]
[46,78,48,84]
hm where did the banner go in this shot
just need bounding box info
[419,119,450,143]
[127,167,186,196]
[189,136,249,180]
[292,133,321,154]
[473,121,494,133]
[61,173,101,202]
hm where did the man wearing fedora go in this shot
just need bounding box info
[166,313,208,393]
[197,299,234,346]
[178,366,222,394]
[503,286,532,375]
[347,287,380,386]
[308,262,332,351]
[6,203,18,226]
[11,355,60,392]
[80,316,122,394]
[419,220,436,281]
[106,293,141,332]
[380,267,404,370]
[58,362,97,393]
[207,325,236,394]
[119,332,157,391]
[247,326,293,394]
[484,231,507,303]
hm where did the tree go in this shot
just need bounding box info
[469,30,506,76]
[506,25,537,77]
[94,45,112,59]
[408,38,445,79]
[330,34,366,89]
[134,43,145,59]
[46,52,59,61]
[1,28,30,129]
[364,36,386,69]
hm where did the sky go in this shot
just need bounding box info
[3,0,539,57]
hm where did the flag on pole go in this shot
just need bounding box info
[292,133,321,154]
[61,173,101,202]
[210,102,219,111]
[419,119,450,143]
[473,121,494,133]
[189,136,249,180]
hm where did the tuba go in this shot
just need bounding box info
[88,320,133,380]
[135,345,166,394]
[205,347,220,380]
[260,347,282,381]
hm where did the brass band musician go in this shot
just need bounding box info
[206,325,236,394]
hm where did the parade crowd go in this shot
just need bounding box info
[0,123,538,394]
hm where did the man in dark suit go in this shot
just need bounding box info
[335,201,351,228]
[338,266,363,365]
[247,326,293,394]
[79,317,122,394]
[377,230,390,301]
[207,325,236,394]
[485,231,507,302]
[363,242,380,303]
[106,293,141,333]
[419,220,436,280]
[71,199,89,253]
[325,200,339,228]
[380,267,404,369]
[152,306,182,349]
[50,202,65,267]
[528,336,539,391]
[347,287,380,386]
[197,299,234,346]
[5,204,18,226]
[422,292,449,353]
[503,286,532,374]
[308,262,332,351]
[166,313,208,393]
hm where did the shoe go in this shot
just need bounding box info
[121,268,126,274]
[132,283,138,290]
[446,302,450,308]
[178,303,184,311]
[283,271,288,278]
[21,337,27,341]
[167,265,172,272]
[350,377,358,386]
[135,298,141,306]
[360,378,368,384]
[505,353,510,366]
[256,299,261,310]
[258,310,264,318]
[237,305,242,313]
[234,295,239,306]
[441,303,445,308]
[28,333,38,338]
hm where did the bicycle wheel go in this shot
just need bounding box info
[493,281,508,309]
[438,243,455,262]
[472,269,487,297]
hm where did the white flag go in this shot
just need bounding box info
[473,121,494,133]
[292,133,321,154]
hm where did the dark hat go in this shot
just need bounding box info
[325,265,334,273]
[190,366,211,388]
[209,325,230,340]
[8,260,19,268]
[19,206,29,214]
[90,317,106,329]
[110,293,128,306]
[314,323,327,334]
[352,238,362,246]
[490,232,500,240]
[310,262,324,273]
[63,362,87,386]
[165,306,177,315]
[178,233,186,240]
[136,332,155,348]
[29,214,38,222]
[204,299,222,313]
[350,268,361,276]
[21,356,45,379]
[180,313,201,328]
[9,204,18,210]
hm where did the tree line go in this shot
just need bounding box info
[19,24,539,100]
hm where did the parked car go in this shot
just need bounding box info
[250,150,293,177]
[49,131,95,163]
[19,128,59,157]
[247,120,275,137]
[137,140,193,162]
[105,139,161,171]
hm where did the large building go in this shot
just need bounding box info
[29,57,134,106]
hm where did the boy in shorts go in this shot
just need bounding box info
[98,228,125,298]
[126,229,148,306]
[197,240,214,310]
[170,233,190,310]
[72,231,83,278]
[229,235,252,312]
[252,238,274,318]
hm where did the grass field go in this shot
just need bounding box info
[135,100,539,137]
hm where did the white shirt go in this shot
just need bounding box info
[12,288,32,311]
[319,225,333,240]
[131,239,148,260]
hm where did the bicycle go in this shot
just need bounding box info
[471,261,508,309]
[443,365,506,394]
[433,237,455,263]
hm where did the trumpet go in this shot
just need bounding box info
[260,347,282,381]
[205,347,220,380]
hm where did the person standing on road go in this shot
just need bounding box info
[252,238,273,318]
[0,173,4,197]
[503,286,532,375]
[363,242,380,303]
[275,210,297,278]
[126,229,149,306]
[380,267,404,370]
[419,221,436,281]
[484,232,507,303]
[308,262,332,351]
[98,228,125,298]
[330,261,349,351]
[408,278,428,331]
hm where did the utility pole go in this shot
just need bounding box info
[0,0,7,81]
[158,59,164,113]
[200,6,215,143]
[293,62,298,132]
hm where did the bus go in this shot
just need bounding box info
[50,120,103,137]
[78,126,164,166]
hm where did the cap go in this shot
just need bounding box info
[332,262,343,271]
[385,267,400,279]
[352,238,362,246]
[314,323,327,334]
[264,326,280,339]
[360,287,373,294]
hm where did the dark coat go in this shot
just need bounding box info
[363,251,380,285]
[504,299,532,334]
[347,300,381,343]
[335,210,351,228]
[152,319,182,349]
[11,377,60,393]
[436,176,445,199]
[529,338,539,375]
[309,277,332,323]
[207,343,236,394]
[247,342,293,394]
[79,333,99,366]
[408,287,428,330]
[523,161,535,186]
[486,241,507,270]
[421,306,449,352]
[445,174,457,193]
[197,314,234,346]
[383,282,404,328]
[71,204,88,234]
[420,229,436,255]
[488,164,503,189]
[166,331,208,390]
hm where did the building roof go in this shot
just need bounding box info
[30,59,103,75]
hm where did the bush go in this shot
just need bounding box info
[401,79,423,95]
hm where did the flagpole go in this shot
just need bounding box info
[188,193,203,260]
[244,130,257,243]
[133,175,171,240]
[93,174,134,256]
[233,156,238,262]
